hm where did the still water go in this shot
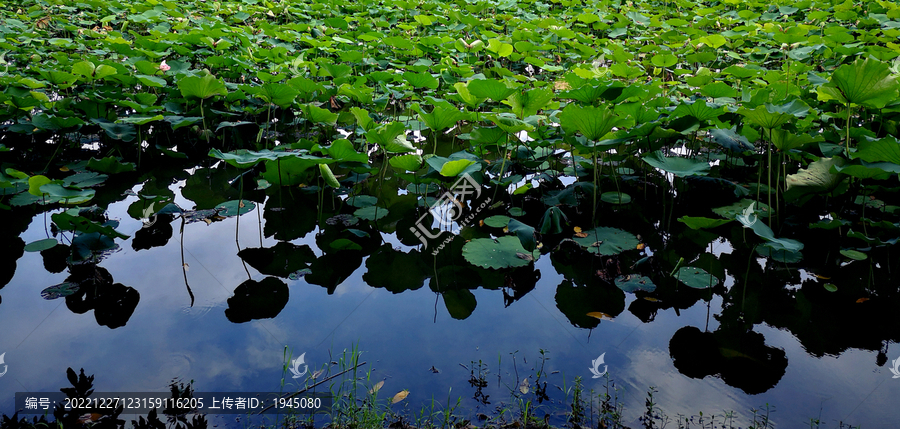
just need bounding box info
[1,173,899,428]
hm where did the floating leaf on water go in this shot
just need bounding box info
[643,297,660,302]
[572,227,639,255]
[41,282,80,300]
[215,200,256,217]
[369,381,384,395]
[391,390,409,404]
[519,378,530,394]
[856,297,870,303]
[462,236,536,269]
[24,238,58,252]
[675,267,719,289]
[600,191,631,205]
[354,206,389,221]
[614,275,657,293]
[823,283,838,292]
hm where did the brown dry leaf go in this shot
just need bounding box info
[636,243,646,250]
[575,232,588,238]
[369,380,384,394]
[59,166,70,172]
[586,311,613,321]
[856,297,870,303]
[813,273,831,280]
[519,378,530,394]
[202,218,213,225]
[391,389,409,404]
[643,297,660,302]
[479,219,484,227]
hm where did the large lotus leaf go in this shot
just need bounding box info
[852,136,900,164]
[24,238,58,252]
[539,206,568,234]
[560,84,610,105]
[770,129,823,152]
[505,87,554,118]
[413,103,467,131]
[389,154,424,171]
[87,157,136,174]
[711,199,771,219]
[678,216,732,230]
[51,209,129,239]
[740,215,804,253]
[383,135,416,153]
[833,161,900,180]
[28,175,52,196]
[324,139,368,163]
[439,159,476,177]
[462,236,536,269]
[467,78,518,101]
[261,155,335,186]
[709,128,754,152]
[614,275,657,293]
[365,122,407,146]
[452,82,486,109]
[507,219,537,252]
[96,121,136,142]
[817,57,900,108]
[560,103,623,141]
[676,267,719,289]
[225,277,289,323]
[252,83,300,108]
[40,184,95,203]
[572,226,639,255]
[209,149,298,168]
[488,114,534,134]
[785,157,845,194]
[643,151,710,177]
[403,71,440,89]
[301,103,338,126]
[738,100,809,129]
[177,73,227,100]
[670,100,724,122]
[215,200,256,217]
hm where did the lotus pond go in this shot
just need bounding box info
[2,0,900,426]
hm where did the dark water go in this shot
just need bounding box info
[1,163,900,428]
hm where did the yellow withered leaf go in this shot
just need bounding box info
[574,226,582,233]
[391,389,409,404]
[586,311,613,321]
[856,297,870,303]
[59,166,70,172]
[369,380,384,394]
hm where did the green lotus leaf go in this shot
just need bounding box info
[177,73,228,100]
[462,235,536,270]
[572,226,639,255]
[642,151,710,177]
[817,57,899,109]
[24,238,58,252]
[215,200,256,217]
[560,103,622,141]
[389,154,423,171]
[615,275,657,293]
[467,78,518,101]
[678,216,732,230]
[676,267,719,289]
